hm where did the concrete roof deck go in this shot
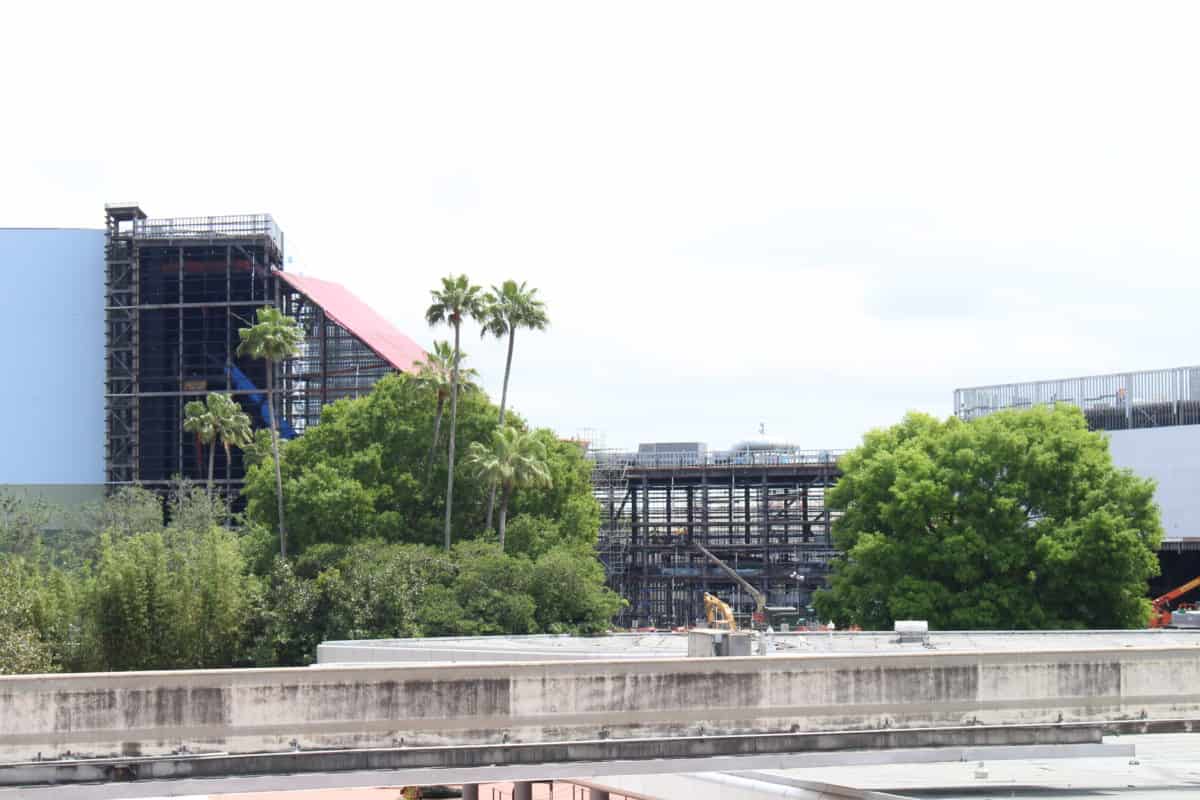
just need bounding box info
[317,629,1200,665]
[760,732,1200,798]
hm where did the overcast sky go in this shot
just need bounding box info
[4,2,1199,451]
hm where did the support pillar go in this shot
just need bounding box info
[589,789,611,800]
[461,784,479,800]
[513,781,533,800]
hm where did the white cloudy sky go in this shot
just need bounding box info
[3,2,1199,451]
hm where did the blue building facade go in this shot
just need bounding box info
[0,228,105,493]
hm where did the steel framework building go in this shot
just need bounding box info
[955,366,1200,431]
[592,444,842,628]
[103,203,424,494]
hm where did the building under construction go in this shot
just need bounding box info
[103,203,424,493]
[592,442,842,628]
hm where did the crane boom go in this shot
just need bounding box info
[1149,575,1200,628]
[1154,575,1200,605]
[692,542,767,618]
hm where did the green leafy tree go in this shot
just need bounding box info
[465,426,552,550]
[248,558,323,667]
[480,280,549,530]
[0,558,55,674]
[813,407,1163,630]
[238,306,303,557]
[183,398,218,496]
[91,531,178,670]
[0,492,53,560]
[425,275,487,551]
[242,373,505,552]
[530,544,624,633]
[90,498,259,671]
[429,541,538,635]
[82,486,163,539]
[168,480,226,535]
[30,564,95,672]
[509,433,601,547]
[413,341,479,483]
[321,540,456,640]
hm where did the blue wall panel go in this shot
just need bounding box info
[0,229,105,485]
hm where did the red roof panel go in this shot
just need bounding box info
[277,272,427,373]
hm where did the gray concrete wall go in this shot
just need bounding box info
[2,646,1199,764]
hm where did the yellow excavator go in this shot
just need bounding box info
[694,542,768,630]
[703,592,738,630]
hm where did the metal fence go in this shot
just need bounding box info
[954,366,1200,431]
[590,445,842,469]
[133,214,283,252]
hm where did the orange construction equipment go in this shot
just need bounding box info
[1149,575,1200,628]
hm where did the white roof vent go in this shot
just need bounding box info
[894,620,929,644]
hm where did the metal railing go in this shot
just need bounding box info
[132,214,283,251]
[590,447,842,469]
[955,365,1200,430]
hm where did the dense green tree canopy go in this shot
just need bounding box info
[242,373,597,555]
[814,406,1163,630]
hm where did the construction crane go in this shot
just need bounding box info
[693,542,768,628]
[1149,575,1200,628]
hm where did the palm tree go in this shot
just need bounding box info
[465,426,552,551]
[413,340,479,482]
[480,280,549,531]
[425,275,487,551]
[237,306,303,557]
[207,393,253,527]
[183,400,217,497]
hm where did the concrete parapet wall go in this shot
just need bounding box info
[2,647,1199,763]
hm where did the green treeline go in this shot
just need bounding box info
[1,371,622,675]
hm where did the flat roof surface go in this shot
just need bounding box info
[318,629,1200,665]
[762,733,1200,798]
[318,632,686,663]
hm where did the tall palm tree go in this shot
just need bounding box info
[413,340,479,482]
[465,426,552,551]
[237,306,303,558]
[480,280,549,531]
[183,399,217,497]
[425,275,487,551]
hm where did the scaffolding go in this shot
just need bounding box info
[955,366,1200,431]
[279,282,396,434]
[103,203,410,495]
[591,444,842,628]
